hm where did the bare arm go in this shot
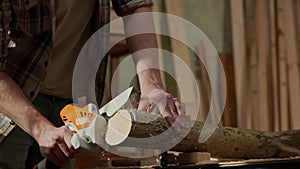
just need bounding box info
[122,7,185,126]
[0,71,51,137]
[123,7,163,93]
[0,71,76,166]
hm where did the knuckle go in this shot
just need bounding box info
[164,93,173,99]
[53,135,60,141]
[62,126,70,133]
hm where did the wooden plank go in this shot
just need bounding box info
[245,0,257,129]
[276,0,290,130]
[195,45,211,122]
[155,0,178,96]
[246,0,261,129]
[296,0,300,66]
[230,0,249,128]
[164,0,192,65]
[248,43,258,130]
[255,0,272,131]
[167,152,211,165]
[219,53,238,127]
[155,0,173,91]
[152,0,168,88]
[163,0,202,120]
[282,0,300,129]
[269,0,280,131]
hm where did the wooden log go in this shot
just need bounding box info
[115,110,300,159]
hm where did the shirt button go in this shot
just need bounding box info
[8,40,16,48]
[10,121,15,125]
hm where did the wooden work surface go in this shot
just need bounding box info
[75,154,300,169]
[167,156,300,169]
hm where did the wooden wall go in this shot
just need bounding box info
[109,0,300,131]
[231,0,300,131]
[156,0,300,131]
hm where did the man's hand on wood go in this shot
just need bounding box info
[138,89,186,130]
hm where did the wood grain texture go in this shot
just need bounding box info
[282,0,300,129]
[230,0,248,129]
[117,110,300,159]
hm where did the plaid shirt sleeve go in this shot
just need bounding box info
[112,0,153,16]
[0,0,52,142]
[0,0,15,142]
[0,0,12,70]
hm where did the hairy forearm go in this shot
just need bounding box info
[122,7,183,125]
[123,7,164,93]
[0,71,54,140]
[126,32,164,93]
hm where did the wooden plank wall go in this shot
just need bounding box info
[231,0,300,131]
[108,0,300,131]
[230,0,249,129]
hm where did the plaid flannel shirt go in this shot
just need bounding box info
[0,0,153,143]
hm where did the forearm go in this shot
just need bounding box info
[123,7,164,93]
[0,71,54,140]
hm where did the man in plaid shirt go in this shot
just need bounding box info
[0,0,184,168]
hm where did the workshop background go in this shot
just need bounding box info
[74,0,300,168]
[109,0,300,132]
